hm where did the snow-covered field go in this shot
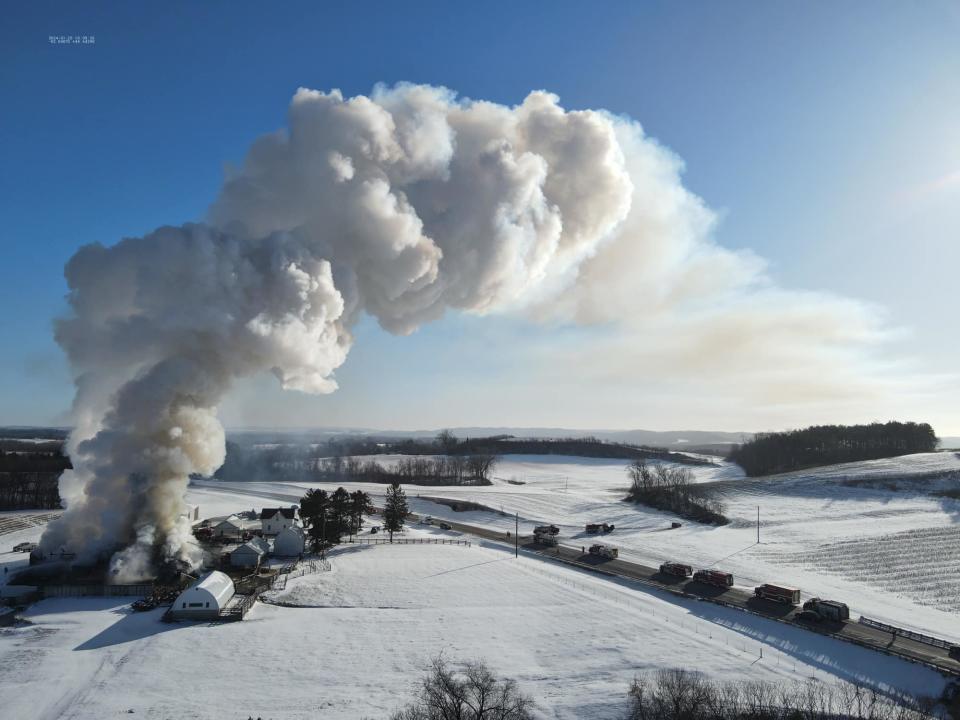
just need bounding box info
[0,537,949,720]
[1,452,957,718]
[194,452,960,641]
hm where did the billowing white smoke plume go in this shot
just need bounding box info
[41,84,639,579]
[41,83,887,579]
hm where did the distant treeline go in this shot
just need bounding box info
[0,427,68,441]
[0,443,69,510]
[213,432,708,483]
[0,472,63,510]
[316,454,497,486]
[359,432,711,466]
[728,421,939,477]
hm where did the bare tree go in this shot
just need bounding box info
[436,429,459,453]
[625,669,939,720]
[391,656,535,720]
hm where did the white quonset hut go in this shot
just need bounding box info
[172,571,235,620]
[273,526,306,557]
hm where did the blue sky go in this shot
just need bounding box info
[2,1,958,433]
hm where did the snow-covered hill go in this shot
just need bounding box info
[0,538,948,719]
[194,452,960,640]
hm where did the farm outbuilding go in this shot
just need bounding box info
[213,515,244,539]
[230,540,267,569]
[171,571,235,619]
[273,526,305,557]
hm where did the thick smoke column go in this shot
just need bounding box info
[41,84,640,579]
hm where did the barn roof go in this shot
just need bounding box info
[214,515,242,529]
[259,507,298,520]
[249,536,270,553]
[233,540,267,557]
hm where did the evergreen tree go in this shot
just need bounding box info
[300,488,329,530]
[383,482,410,542]
[330,487,351,542]
[349,490,374,537]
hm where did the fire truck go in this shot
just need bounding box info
[754,583,801,605]
[588,543,618,559]
[534,525,560,535]
[659,561,692,578]
[585,523,615,534]
[533,528,558,546]
[693,569,734,588]
[801,597,849,621]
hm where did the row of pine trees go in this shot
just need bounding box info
[299,481,411,549]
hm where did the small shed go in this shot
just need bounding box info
[230,540,267,569]
[273,526,306,557]
[172,571,235,619]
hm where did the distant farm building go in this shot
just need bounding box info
[180,503,200,522]
[213,515,244,539]
[171,571,235,619]
[260,506,300,536]
[273,526,306,557]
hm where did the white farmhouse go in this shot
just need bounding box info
[260,506,300,536]
[172,571,235,620]
[273,526,306,557]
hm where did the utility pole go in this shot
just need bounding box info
[757,506,760,544]
[515,512,518,558]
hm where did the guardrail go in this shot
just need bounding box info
[347,538,471,547]
[859,616,955,650]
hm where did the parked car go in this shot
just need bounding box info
[439,522,452,530]
[12,542,37,553]
[370,526,379,534]
[949,645,960,660]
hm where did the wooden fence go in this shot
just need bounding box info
[346,538,471,547]
[270,558,331,592]
[219,593,257,622]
